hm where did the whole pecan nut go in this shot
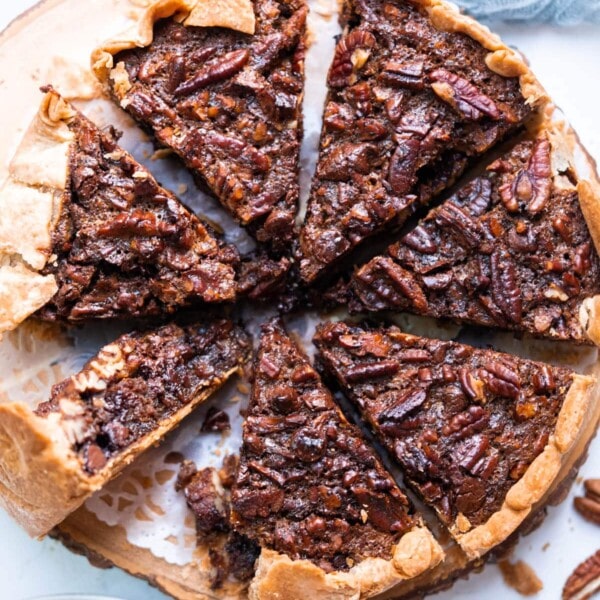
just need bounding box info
[574,478,600,525]
[430,68,501,121]
[562,549,600,600]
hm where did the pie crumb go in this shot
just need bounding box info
[498,559,543,596]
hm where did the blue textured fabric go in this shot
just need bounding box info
[455,0,600,24]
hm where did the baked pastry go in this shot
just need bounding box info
[92,0,306,251]
[348,124,600,344]
[0,319,249,537]
[314,320,596,559]
[0,89,238,334]
[298,0,546,283]
[231,319,443,599]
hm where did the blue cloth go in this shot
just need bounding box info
[454,0,600,24]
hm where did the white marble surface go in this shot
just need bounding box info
[0,2,599,599]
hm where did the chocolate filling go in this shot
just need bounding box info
[36,320,249,473]
[299,0,532,282]
[38,104,238,322]
[231,319,417,573]
[110,0,306,251]
[314,321,574,529]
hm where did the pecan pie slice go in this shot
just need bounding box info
[230,319,443,599]
[93,0,306,251]
[0,318,249,537]
[298,0,546,283]
[0,89,238,333]
[349,128,600,343]
[314,321,596,559]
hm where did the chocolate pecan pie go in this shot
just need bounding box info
[231,319,443,598]
[298,0,546,283]
[0,89,238,333]
[349,128,600,343]
[93,0,306,251]
[314,320,596,559]
[0,319,249,536]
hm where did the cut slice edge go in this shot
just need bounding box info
[52,360,600,600]
[0,320,249,538]
[90,0,305,250]
[314,321,598,560]
[348,107,600,344]
[0,88,238,332]
[297,0,548,284]
[232,319,444,599]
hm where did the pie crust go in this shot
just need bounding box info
[91,0,256,82]
[455,371,595,558]
[0,91,70,334]
[414,0,546,107]
[249,527,443,600]
[0,321,247,538]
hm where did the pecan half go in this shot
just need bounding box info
[491,249,523,323]
[388,135,420,195]
[374,257,428,311]
[497,138,552,215]
[574,478,600,526]
[402,225,438,254]
[174,49,250,96]
[344,360,399,383]
[430,69,501,121]
[380,57,425,89]
[328,29,376,88]
[435,202,483,248]
[562,550,600,600]
[378,388,428,425]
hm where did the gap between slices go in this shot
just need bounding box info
[347,116,600,344]
[0,319,249,537]
[229,318,443,599]
[92,0,306,253]
[314,320,596,559]
[0,88,238,334]
[298,0,547,284]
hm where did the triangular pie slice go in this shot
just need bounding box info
[349,125,600,344]
[0,318,249,537]
[92,0,306,251]
[0,89,238,334]
[230,319,443,599]
[298,0,546,283]
[314,321,596,559]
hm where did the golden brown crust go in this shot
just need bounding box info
[0,91,78,334]
[412,0,548,109]
[249,526,444,600]
[536,108,600,345]
[452,373,596,559]
[91,0,256,89]
[0,355,241,538]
